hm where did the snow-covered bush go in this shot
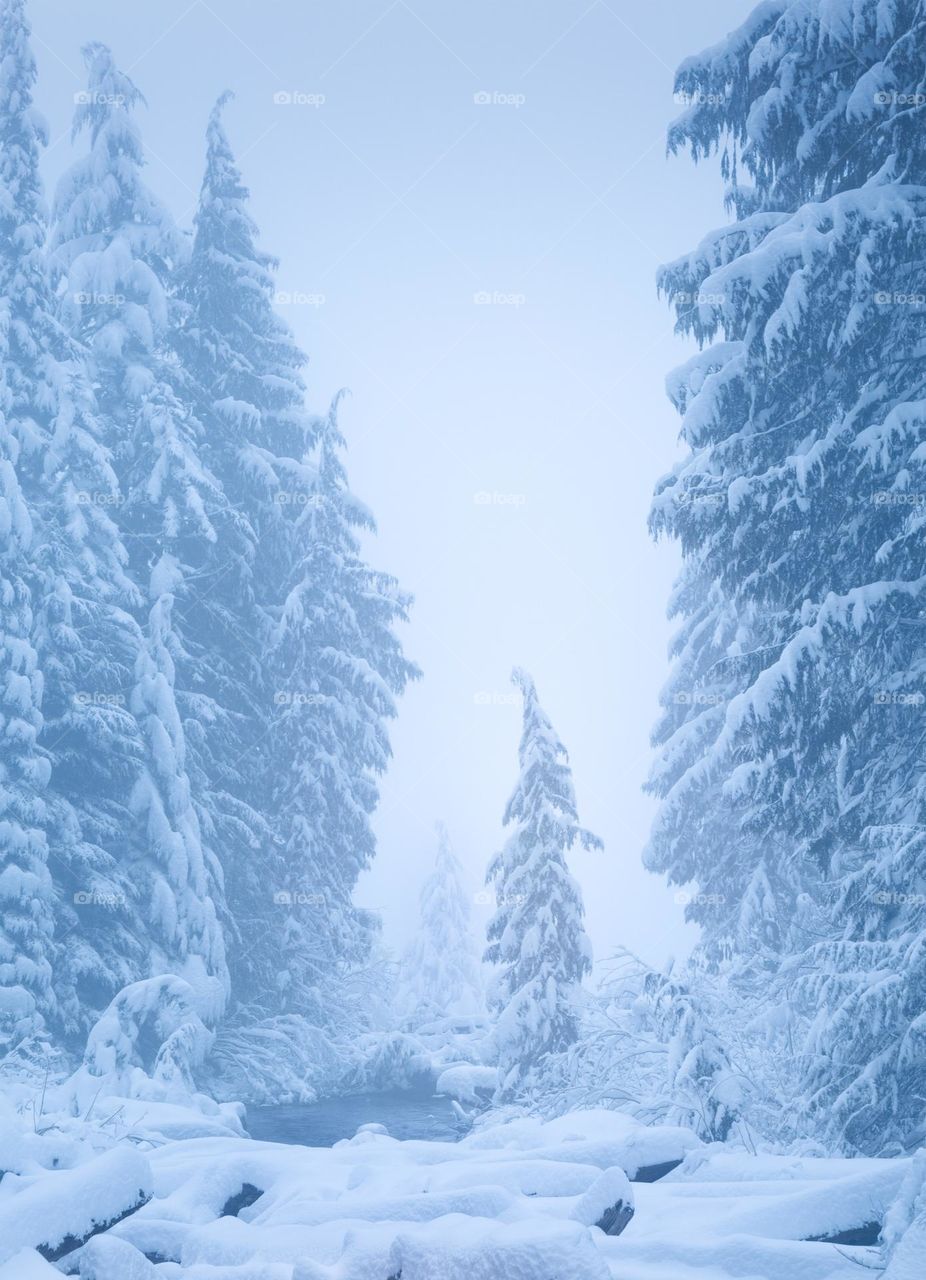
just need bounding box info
[512,950,750,1143]
[65,977,212,1105]
[638,968,744,1142]
[208,1013,348,1105]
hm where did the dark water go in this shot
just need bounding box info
[246,1088,467,1147]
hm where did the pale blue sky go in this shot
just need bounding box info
[31,0,750,970]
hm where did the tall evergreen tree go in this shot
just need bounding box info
[0,3,419,1087]
[0,0,151,1048]
[51,44,227,1021]
[485,669,601,1098]
[175,93,316,1010]
[178,91,313,467]
[649,0,926,1153]
[267,397,418,1014]
[400,822,482,1025]
[0,0,52,1054]
[0,366,54,1053]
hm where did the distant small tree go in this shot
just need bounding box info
[400,823,483,1025]
[485,668,602,1098]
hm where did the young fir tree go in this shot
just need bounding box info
[0,0,151,1046]
[485,669,601,1098]
[641,968,742,1142]
[267,397,418,1015]
[175,93,316,1011]
[51,44,228,1021]
[649,0,926,1153]
[400,822,482,1026]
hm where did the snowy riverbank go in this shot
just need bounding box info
[1,1096,919,1280]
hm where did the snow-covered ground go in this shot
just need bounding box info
[0,1099,912,1280]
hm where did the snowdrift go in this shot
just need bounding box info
[0,1102,915,1279]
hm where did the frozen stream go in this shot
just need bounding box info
[245,1086,468,1146]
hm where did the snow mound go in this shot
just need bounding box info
[388,1217,612,1280]
[884,1214,926,1279]
[0,1102,916,1279]
[0,1252,62,1280]
[80,1110,682,1277]
[570,1166,634,1231]
[74,1237,159,1279]
[435,1063,497,1103]
[0,1147,152,1263]
[464,1107,700,1177]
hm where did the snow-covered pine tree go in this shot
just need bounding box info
[0,0,153,1049]
[485,669,601,1099]
[175,93,316,1011]
[267,395,418,1016]
[399,822,482,1026]
[0,0,53,1056]
[0,363,54,1055]
[51,44,228,1022]
[178,91,314,479]
[648,0,926,1153]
